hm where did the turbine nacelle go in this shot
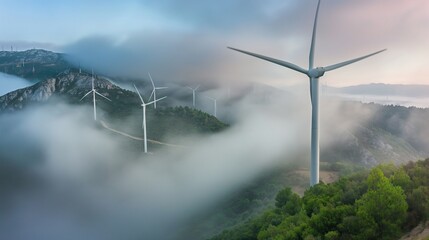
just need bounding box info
[308,67,325,78]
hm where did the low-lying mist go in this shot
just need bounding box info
[1,85,428,239]
[0,94,307,240]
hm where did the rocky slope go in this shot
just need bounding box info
[0,69,126,111]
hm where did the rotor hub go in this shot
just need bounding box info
[308,67,325,78]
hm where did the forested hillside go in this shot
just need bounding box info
[212,159,429,240]
[107,106,228,144]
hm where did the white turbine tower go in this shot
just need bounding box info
[134,84,167,153]
[80,70,112,121]
[206,96,217,117]
[187,85,200,108]
[228,0,386,186]
[148,72,168,109]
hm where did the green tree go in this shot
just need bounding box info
[390,168,412,191]
[407,164,429,189]
[407,186,429,222]
[338,215,377,240]
[275,188,302,215]
[324,231,340,240]
[309,204,353,236]
[375,163,397,178]
[355,168,407,240]
[257,212,310,240]
[302,183,342,216]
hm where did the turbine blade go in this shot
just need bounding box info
[155,87,168,90]
[194,85,200,91]
[228,47,308,75]
[309,0,322,69]
[133,84,145,104]
[324,49,387,72]
[149,89,155,101]
[148,72,155,88]
[186,86,193,91]
[147,96,167,105]
[79,90,93,101]
[156,96,167,102]
[95,91,112,101]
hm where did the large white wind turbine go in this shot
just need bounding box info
[228,0,386,186]
[148,72,168,109]
[206,96,217,117]
[187,85,200,108]
[80,70,112,121]
[134,84,167,153]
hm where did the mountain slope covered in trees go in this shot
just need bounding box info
[0,49,72,82]
[212,159,429,240]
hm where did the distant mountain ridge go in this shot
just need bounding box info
[0,49,62,64]
[0,49,73,82]
[328,83,429,98]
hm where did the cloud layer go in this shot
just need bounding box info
[0,97,306,239]
[56,0,428,88]
[1,1,426,87]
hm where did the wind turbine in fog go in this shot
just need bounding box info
[228,0,386,186]
[148,72,168,109]
[206,96,217,117]
[134,84,167,153]
[187,85,200,108]
[80,70,112,121]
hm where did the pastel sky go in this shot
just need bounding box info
[0,0,428,87]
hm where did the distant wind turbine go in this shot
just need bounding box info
[187,85,200,108]
[228,0,386,186]
[148,72,168,109]
[80,70,112,121]
[134,84,167,153]
[206,96,217,117]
